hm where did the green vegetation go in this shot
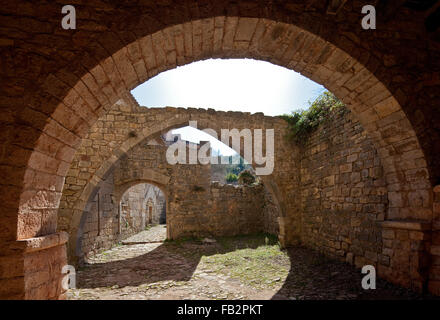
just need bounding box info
[226,158,249,175]
[163,233,289,290]
[238,170,256,185]
[223,157,252,177]
[201,233,288,289]
[280,91,346,145]
[225,172,238,183]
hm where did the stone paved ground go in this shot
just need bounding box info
[67,234,437,300]
[121,224,167,245]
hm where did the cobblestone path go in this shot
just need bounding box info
[121,225,167,245]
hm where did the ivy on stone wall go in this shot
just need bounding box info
[279,91,346,146]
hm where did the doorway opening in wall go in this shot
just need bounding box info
[119,183,167,245]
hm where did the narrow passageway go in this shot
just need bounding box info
[67,233,433,300]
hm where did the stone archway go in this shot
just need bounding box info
[114,178,169,240]
[71,164,171,265]
[1,2,437,299]
[20,17,432,246]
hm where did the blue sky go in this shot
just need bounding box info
[131,58,325,155]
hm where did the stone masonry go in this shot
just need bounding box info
[299,107,431,291]
[1,1,439,299]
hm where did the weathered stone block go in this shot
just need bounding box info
[382,229,395,239]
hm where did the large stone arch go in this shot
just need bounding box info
[20,17,432,246]
[1,2,437,299]
[46,17,433,270]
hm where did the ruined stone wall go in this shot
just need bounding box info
[298,108,396,281]
[201,182,266,237]
[210,166,280,235]
[164,180,274,239]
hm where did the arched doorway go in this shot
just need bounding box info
[118,183,167,243]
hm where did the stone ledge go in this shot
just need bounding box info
[379,220,431,231]
[18,232,69,253]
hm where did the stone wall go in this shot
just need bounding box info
[191,181,266,238]
[300,108,386,263]
[120,184,147,234]
[429,185,440,295]
[298,108,432,291]
[211,164,228,184]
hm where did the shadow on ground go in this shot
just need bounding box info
[76,235,269,290]
[74,233,437,300]
[272,247,435,300]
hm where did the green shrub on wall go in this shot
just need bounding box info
[280,91,346,146]
[225,157,251,176]
[225,173,238,183]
